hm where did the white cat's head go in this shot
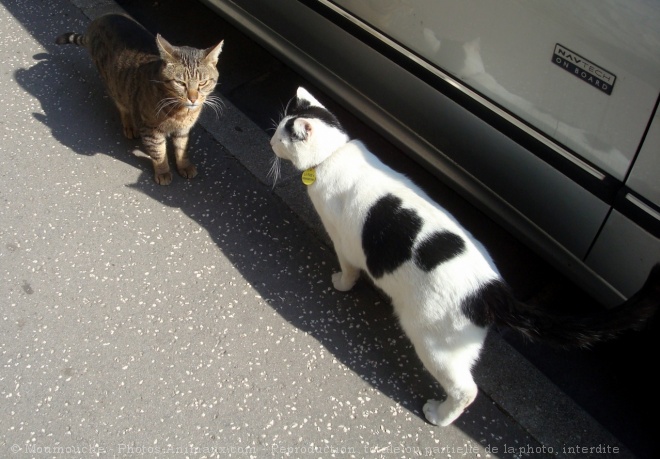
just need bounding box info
[270,87,349,173]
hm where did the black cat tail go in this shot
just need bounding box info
[55,32,86,47]
[463,263,660,349]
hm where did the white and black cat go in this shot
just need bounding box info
[269,86,660,427]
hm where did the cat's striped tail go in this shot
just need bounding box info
[465,263,660,349]
[55,32,86,47]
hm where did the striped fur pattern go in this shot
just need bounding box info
[56,14,224,184]
[270,86,660,427]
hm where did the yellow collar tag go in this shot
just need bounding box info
[301,168,316,186]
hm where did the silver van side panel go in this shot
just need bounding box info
[627,106,660,205]
[587,209,659,297]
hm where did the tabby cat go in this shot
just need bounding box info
[56,13,224,185]
[270,86,660,427]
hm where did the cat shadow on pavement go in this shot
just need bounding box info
[15,51,154,177]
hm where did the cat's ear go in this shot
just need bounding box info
[292,118,313,141]
[203,40,224,66]
[296,87,325,108]
[156,34,178,62]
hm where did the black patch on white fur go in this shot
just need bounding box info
[285,95,343,130]
[461,279,514,328]
[284,118,306,141]
[362,194,422,279]
[414,231,465,272]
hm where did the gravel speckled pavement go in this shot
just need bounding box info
[0,0,650,458]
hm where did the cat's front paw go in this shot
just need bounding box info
[332,272,356,291]
[178,164,198,179]
[123,125,139,140]
[155,171,173,185]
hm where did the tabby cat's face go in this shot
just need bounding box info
[156,35,224,111]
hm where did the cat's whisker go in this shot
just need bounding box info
[155,97,180,117]
[282,99,293,117]
[267,156,281,188]
[155,97,174,111]
[206,94,225,107]
[265,122,277,134]
[203,95,225,119]
[269,115,284,134]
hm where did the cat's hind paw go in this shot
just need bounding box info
[123,125,139,140]
[423,399,456,427]
[332,272,356,291]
